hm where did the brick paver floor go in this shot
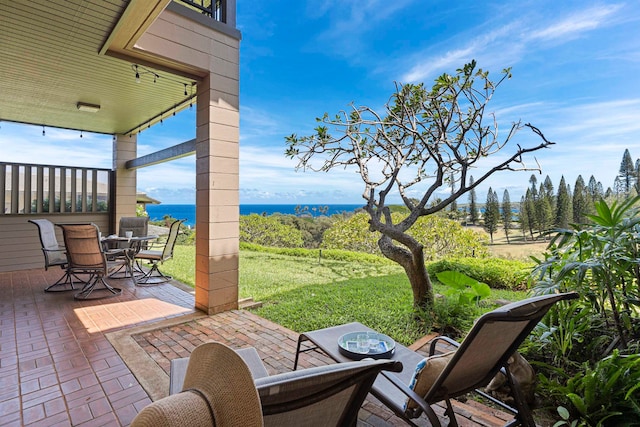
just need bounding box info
[0,268,512,426]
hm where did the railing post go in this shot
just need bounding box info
[0,164,5,214]
[11,165,19,214]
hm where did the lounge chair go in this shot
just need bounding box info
[29,218,76,291]
[58,223,126,300]
[134,218,184,285]
[168,342,403,427]
[371,292,578,427]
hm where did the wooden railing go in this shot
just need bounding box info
[1,162,112,215]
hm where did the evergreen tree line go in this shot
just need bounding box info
[466,149,640,243]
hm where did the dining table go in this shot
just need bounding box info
[101,234,158,284]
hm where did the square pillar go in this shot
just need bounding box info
[195,71,240,314]
[113,134,138,233]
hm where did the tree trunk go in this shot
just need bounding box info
[378,235,434,311]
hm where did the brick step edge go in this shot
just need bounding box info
[239,297,263,309]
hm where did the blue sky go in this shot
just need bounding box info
[2,0,640,205]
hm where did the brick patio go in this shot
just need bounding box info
[0,268,512,426]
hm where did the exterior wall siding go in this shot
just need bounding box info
[0,213,110,272]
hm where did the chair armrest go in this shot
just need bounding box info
[379,372,442,426]
[428,335,460,356]
[169,347,268,395]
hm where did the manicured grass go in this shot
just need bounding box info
[162,245,527,345]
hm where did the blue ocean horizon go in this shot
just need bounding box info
[145,203,364,227]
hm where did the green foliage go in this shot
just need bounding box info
[572,175,588,225]
[240,214,304,248]
[483,187,500,241]
[435,270,491,306]
[501,189,512,241]
[525,302,611,373]
[239,242,393,264]
[618,148,636,197]
[531,196,640,349]
[428,257,531,290]
[527,196,640,423]
[553,406,583,427]
[468,176,479,224]
[323,212,489,260]
[274,213,335,248]
[557,351,640,426]
[555,176,572,229]
[320,213,379,253]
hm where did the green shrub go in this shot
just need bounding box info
[552,351,640,425]
[240,214,304,248]
[323,212,489,259]
[428,257,532,290]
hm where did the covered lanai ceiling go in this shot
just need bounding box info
[0,0,201,136]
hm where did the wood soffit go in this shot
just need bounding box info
[0,0,200,136]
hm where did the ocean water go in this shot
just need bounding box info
[145,204,363,227]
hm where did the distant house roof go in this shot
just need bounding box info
[137,193,161,205]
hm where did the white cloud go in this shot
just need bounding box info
[527,4,622,42]
[399,4,623,84]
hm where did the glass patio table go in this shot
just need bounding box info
[101,235,158,284]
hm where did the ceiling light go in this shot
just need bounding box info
[77,102,100,113]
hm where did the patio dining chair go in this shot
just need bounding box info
[166,342,403,427]
[105,216,150,278]
[371,292,578,427]
[134,218,184,286]
[29,218,77,292]
[58,223,126,300]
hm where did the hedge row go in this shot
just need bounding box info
[427,257,533,290]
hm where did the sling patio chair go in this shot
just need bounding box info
[29,218,79,292]
[370,292,578,427]
[105,216,150,278]
[58,223,127,300]
[168,342,403,427]
[133,218,184,286]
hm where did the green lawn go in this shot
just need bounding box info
[160,245,526,345]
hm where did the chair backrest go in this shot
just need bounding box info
[255,358,402,426]
[160,219,184,261]
[424,292,578,402]
[119,216,149,238]
[29,218,66,268]
[58,224,107,272]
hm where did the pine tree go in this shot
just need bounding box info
[536,183,553,238]
[555,176,572,228]
[468,175,479,225]
[573,175,587,224]
[483,187,500,243]
[524,188,537,239]
[519,196,529,240]
[618,149,636,197]
[614,176,624,198]
[501,189,512,243]
[543,175,556,214]
[585,175,601,216]
[447,171,458,217]
[635,159,640,194]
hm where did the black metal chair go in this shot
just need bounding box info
[29,218,76,292]
[134,218,184,286]
[371,292,579,427]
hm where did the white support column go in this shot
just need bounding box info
[194,71,240,314]
[113,134,138,233]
